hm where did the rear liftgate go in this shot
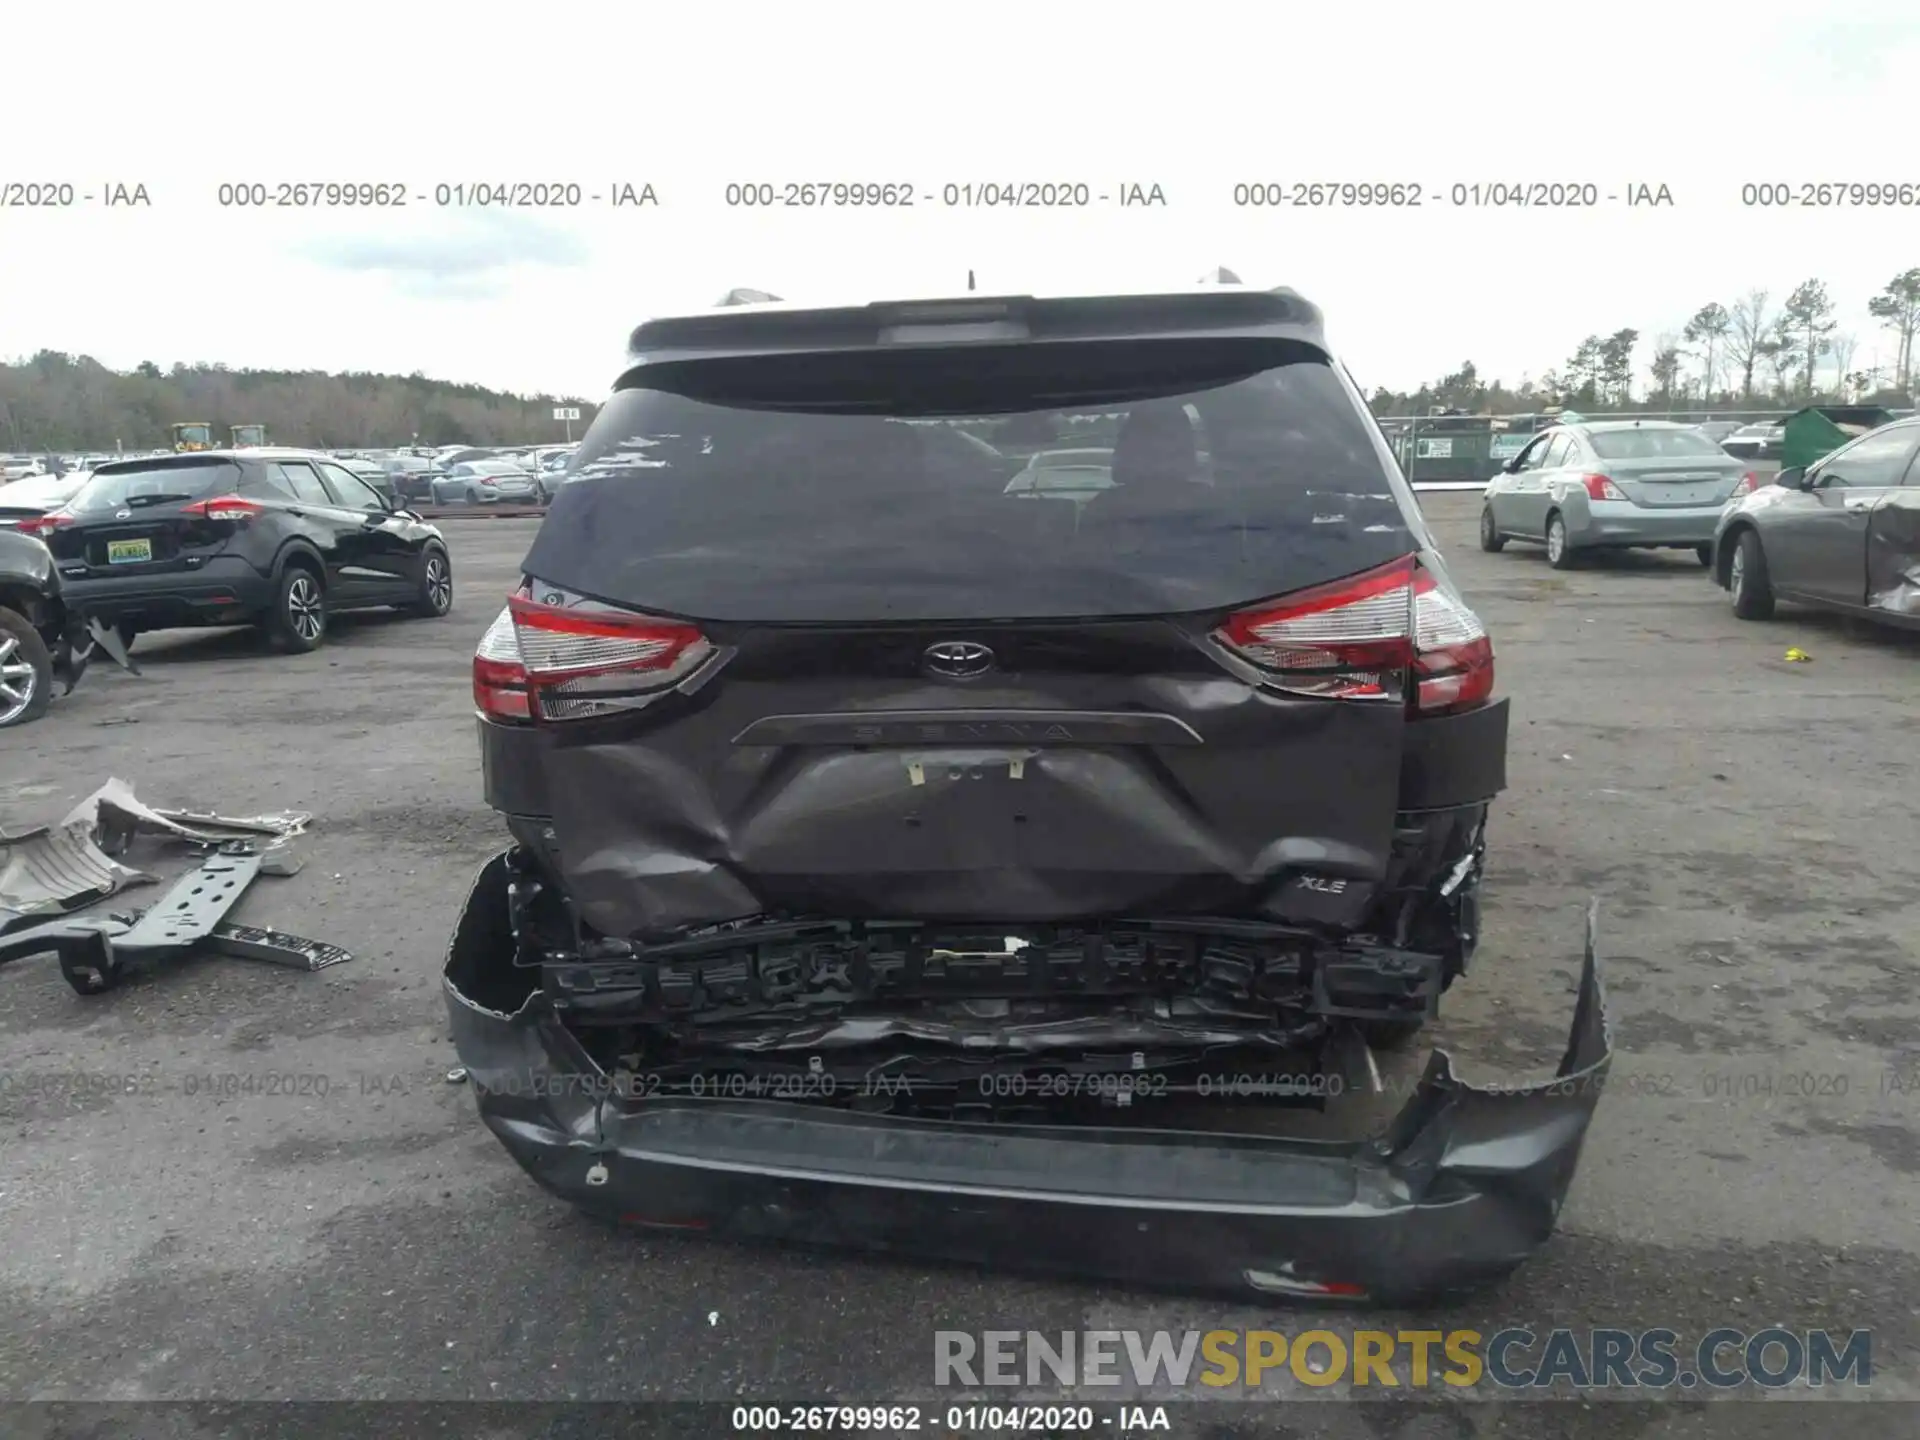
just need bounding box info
[444,851,1612,1304]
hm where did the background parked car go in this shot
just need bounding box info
[1712,414,1920,629]
[0,470,91,530]
[18,448,455,654]
[383,456,449,503]
[1720,421,1786,463]
[1480,420,1754,569]
[431,461,540,505]
[0,528,65,727]
[1692,420,1744,446]
[338,457,402,508]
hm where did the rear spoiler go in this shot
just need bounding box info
[620,289,1330,378]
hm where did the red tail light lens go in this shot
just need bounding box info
[1730,471,1758,497]
[1213,557,1417,700]
[1580,474,1627,501]
[180,495,266,522]
[473,607,531,721]
[15,511,75,537]
[506,591,712,720]
[1212,556,1494,714]
[1411,571,1496,713]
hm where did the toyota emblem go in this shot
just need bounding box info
[922,640,995,680]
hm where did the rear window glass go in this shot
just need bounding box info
[523,344,1416,623]
[67,460,238,512]
[1587,428,1728,460]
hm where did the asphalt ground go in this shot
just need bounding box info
[1,494,1916,1437]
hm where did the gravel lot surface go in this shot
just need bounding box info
[2,495,1915,1436]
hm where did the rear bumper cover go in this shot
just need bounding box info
[1565,500,1723,546]
[444,852,1613,1303]
[58,560,272,626]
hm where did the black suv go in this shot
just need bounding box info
[19,448,455,652]
[444,285,1611,1303]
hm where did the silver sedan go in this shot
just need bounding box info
[1480,421,1754,569]
[430,460,541,505]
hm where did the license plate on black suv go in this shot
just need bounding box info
[106,538,152,564]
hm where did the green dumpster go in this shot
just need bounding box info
[1400,416,1496,484]
[1781,406,1896,471]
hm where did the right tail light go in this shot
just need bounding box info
[1212,556,1494,715]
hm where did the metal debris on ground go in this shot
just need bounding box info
[1783,647,1812,663]
[0,778,351,993]
[0,816,152,934]
[68,776,310,855]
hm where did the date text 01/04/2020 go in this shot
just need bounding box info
[1230,181,1675,207]
[721,181,1167,208]
[212,182,658,207]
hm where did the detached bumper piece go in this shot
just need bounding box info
[445,852,1614,1304]
[0,851,352,994]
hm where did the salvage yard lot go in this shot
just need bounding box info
[2,494,1917,1422]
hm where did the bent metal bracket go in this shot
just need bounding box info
[0,777,354,995]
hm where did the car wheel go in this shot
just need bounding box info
[1694,543,1714,567]
[266,564,327,652]
[409,547,454,618]
[1478,506,1507,552]
[1728,528,1775,621]
[1545,511,1577,569]
[0,607,53,728]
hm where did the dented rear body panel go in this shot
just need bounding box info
[1866,487,1920,618]
[497,644,1507,937]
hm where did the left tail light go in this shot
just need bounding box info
[1211,556,1494,715]
[180,495,265,521]
[473,607,531,721]
[15,511,75,538]
[1580,474,1627,501]
[471,589,713,722]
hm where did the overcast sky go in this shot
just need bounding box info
[7,1,1918,399]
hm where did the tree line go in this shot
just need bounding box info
[8,271,1920,451]
[1369,268,1920,418]
[0,352,599,453]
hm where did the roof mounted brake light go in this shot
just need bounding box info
[876,299,1018,324]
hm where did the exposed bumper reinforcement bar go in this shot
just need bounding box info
[444,850,1613,1304]
[0,851,354,993]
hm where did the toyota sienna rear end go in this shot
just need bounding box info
[444,284,1611,1303]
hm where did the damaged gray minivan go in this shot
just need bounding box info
[446,282,1611,1303]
